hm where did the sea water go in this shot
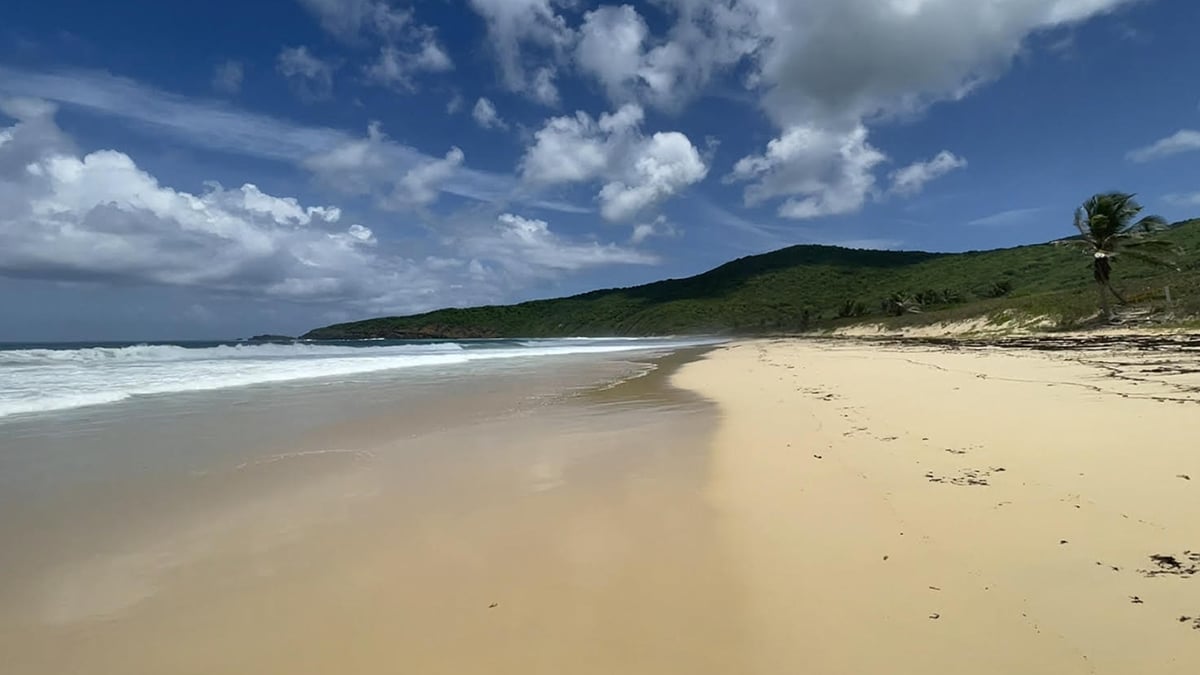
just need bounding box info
[0,337,719,420]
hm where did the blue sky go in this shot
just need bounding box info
[1,0,1198,340]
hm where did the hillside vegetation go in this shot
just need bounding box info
[304,219,1200,339]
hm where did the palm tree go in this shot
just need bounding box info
[1066,192,1174,320]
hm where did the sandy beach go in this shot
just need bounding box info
[674,336,1200,674]
[0,347,750,675]
[4,336,1200,674]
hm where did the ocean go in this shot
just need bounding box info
[0,337,720,420]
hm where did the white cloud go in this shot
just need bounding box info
[277,46,336,101]
[751,0,1137,127]
[576,5,648,103]
[1164,191,1200,207]
[724,0,1135,219]
[597,131,707,221]
[520,104,707,221]
[575,1,766,111]
[0,102,645,315]
[303,122,466,209]
[466,0,574,104]
[1128,129,1200,162]
[0,68,589,214]
[211,60,244,94]
[0,105,395,305]
[295,0,411,41]
[530,67,560,106]
[459,213,657,275]
[446,92,465,114]
[296,0,450,92]
[967,206,1045,227]
[392,146,465,208]
[630,215,678,244]
[413,37,453,72]
[727,124,885,219]
[363,36,454,91]
[472,97,507,130]
[888,150,967,196]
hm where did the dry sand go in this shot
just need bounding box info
[673,336,1200,674]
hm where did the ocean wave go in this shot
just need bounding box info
[0,337,722,420]
[0,341,465,366]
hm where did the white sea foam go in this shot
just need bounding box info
[0,338,718,420]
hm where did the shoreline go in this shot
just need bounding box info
[1,344,748,675]
[674,337,1200,674]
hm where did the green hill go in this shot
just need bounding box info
[303,219,1200,339]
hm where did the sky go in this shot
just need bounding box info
[1,0,1199,341]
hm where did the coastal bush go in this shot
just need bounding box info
[838,300,868,318]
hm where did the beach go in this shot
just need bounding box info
[675,336,1200,674]
[0,340,748,675]
[2,335,1199,673]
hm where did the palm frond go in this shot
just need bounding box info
[1073,208,1089,237]
[1129,214,1168,234]
[1116,248,1178,270]
[1123,237,1175,250]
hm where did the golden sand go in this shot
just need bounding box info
[673,338,1200,674]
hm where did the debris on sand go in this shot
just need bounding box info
[1141,552,1200,578]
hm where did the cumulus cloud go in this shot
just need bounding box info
[751,0,1137,127]
[1127,129,1200,162]
[0,103,395,304]
[1,68,593,212]
[472,97,507,130]
[392,146,465,207]
[721,0,1136,219]
[727,124,885,219]
[277,46,336,101]
[297,0,451,93]
[363,37,454,91]
[0,102,652,314]
[630,215,678,244]
[520,104,707,221]
[530,67,561,106]
[211,60,244,94]
[888,150,967,196]
[466,0,574,104]
[459,213,657,275]
[295,0,412,41]
[575,1,765,111]
[576,5,648,103]
[303,122,467,210]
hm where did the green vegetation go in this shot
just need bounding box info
[1062,192,1176,319]
[304,217,1200,339]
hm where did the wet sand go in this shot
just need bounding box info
[0,350,748,675]
[674,336,1200,674]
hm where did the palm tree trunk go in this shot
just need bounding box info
[1106,282,1127,305]
[1098,282,1112,320]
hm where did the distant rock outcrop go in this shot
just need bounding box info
[246,334,296,342]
